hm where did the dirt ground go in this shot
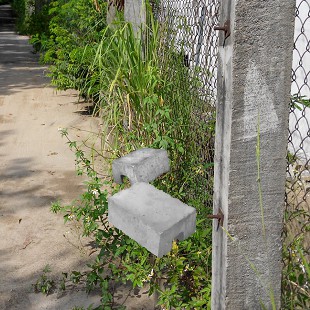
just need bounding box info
[0,5,154,310]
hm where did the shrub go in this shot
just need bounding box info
[51,4,215,308]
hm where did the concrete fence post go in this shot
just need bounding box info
[212,1,295,309]
[106,0,118,25]
[124,0,146,35]
[107,0,146,35]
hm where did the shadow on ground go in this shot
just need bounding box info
[0,5,50,97]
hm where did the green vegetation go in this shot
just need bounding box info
[284,94,310,309]
[282,236,310,309]
[283,153,310,309]
[11,0,33,33]
[33,265,56,296]
[12,0,308,308]
[20,1,215,308]
[52,126,213,308]
[292,94,310,111]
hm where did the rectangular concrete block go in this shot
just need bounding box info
[108,182,196,257]
[112,148,170,184]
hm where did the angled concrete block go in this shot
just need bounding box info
[112,148,170,184]
[108,183,196,257]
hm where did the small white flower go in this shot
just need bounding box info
[147,269,154,279]
[91,189,99,196]
[68,214,75,220]
[57,127,63,131]
[300,263,306,274]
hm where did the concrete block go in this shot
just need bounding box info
[108,183,196,257]
[112,148,170,184]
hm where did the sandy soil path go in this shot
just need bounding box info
[0,5,156,309]
[0,5,103,309]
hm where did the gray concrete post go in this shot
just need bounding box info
[124,0,146,35]
[212,1,295,309]
[106,1,118,26]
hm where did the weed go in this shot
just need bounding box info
[52,127,213,308]
[33,265,55,295]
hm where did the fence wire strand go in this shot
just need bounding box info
[284,0,310,307]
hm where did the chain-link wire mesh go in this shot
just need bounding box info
[151,0,219,210]
[284,0,310,307]
[150,0,309,306]
[152,0,219,103]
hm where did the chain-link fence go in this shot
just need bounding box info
[152,0,219,103]
[151,0,309,306]
[284,0,310,307]
[151,0,219,210]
